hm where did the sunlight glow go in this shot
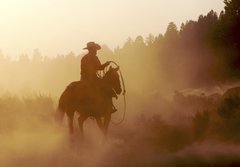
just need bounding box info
[0,0,224,57]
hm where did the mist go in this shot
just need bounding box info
[1,1,240,167]
[1,91,240,167]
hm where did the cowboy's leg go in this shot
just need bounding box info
[111,98,117,112]
[108,89,117,112]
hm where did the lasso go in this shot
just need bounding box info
[108,61,126,125]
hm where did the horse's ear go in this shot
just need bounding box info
[115,66,119,71]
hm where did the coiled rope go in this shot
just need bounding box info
[109,61,126,125]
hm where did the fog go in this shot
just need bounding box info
[1,1,240,166]
[1,90,240,167]
[1,48,240,167]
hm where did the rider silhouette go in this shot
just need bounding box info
[80,42,117,113]
[81,42,109,82]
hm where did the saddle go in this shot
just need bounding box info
[78,78,116,116]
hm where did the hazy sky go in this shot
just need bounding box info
[0,0,224,58]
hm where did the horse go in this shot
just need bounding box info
[56,66,122,138]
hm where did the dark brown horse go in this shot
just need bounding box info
[57,66,122,137]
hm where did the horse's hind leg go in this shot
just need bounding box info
[78,114,87,138]
[96,117,104,133]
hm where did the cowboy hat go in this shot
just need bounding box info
[83,42,101,50]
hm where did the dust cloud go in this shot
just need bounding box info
[1,84,240,167]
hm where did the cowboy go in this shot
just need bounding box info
[80,41,117,112]
[81,42,109,82]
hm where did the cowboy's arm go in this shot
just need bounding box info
[95,57,110,70]
[99,61,110,70]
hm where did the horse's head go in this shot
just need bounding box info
[103,66,122,95]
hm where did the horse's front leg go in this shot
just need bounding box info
[78,114,87,138]
[96,117,104,133]
[67,110,74,135]
[103,114,111,136]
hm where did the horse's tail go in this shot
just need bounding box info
[55,81,80,125]
[55,88,67,124]
[55,81,78,124]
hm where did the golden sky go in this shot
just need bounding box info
[0,0,224,58]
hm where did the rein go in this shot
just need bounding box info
[109,61,127,125]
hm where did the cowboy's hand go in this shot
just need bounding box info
[105,61,111,66]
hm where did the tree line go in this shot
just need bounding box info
[0,0,239,94]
